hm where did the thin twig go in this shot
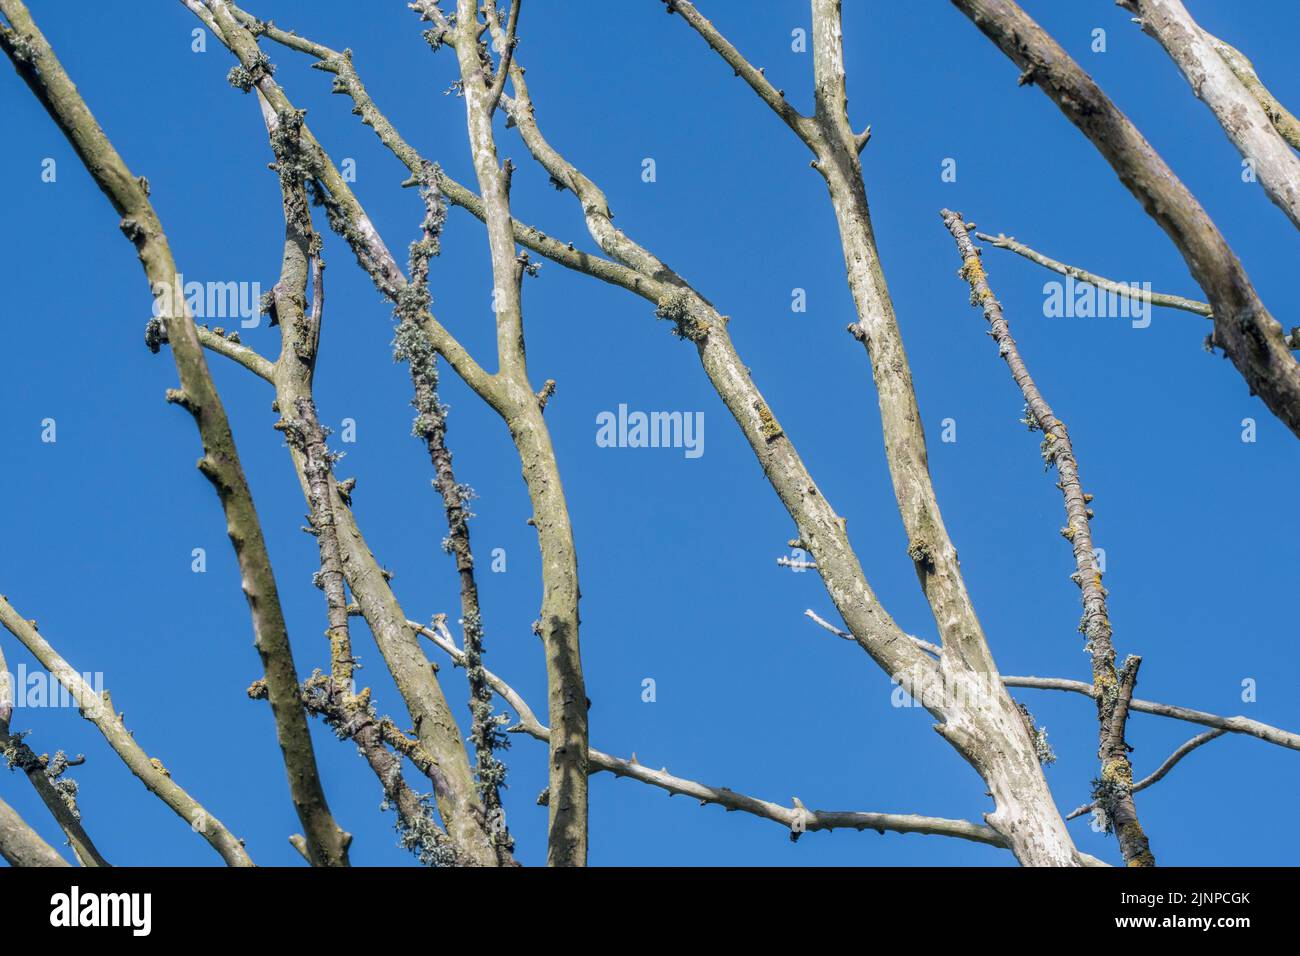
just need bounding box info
[409,619,1039,855]
[974,231,1213,317]
[943,211,1155,866]
[799,610,1300,755]
[660,0,815,142]
[1066,729,1227,820]
[483,0,520,115]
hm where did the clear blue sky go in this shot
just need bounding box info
[2,1,1297,867]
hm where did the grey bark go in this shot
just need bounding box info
[1120,0,1300,231]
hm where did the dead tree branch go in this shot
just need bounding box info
[0,795,69,867]
[0,0,347,866]
[195,0,503,865]
[409,619,1085,859]
[942,212,1155,865]
[951,0,1300,438]
[1203,33,1300,151]
[662,0,1079,865]
[0,597,251,865]
[1118,0,1300,231]
[975,231,1213,318]
[1066,729,1227,821]
[0,640,108,866]
[442,0,589,865]
[800,609,1300,755]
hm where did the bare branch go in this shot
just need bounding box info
[1020,678,1300,758]
[974,231,1213,318]
[951,0,1300,438]
[1066,729,1228,821]
[196,0,502,866]
[944,211,1155,864]
[660,0,815,143]
[0,795,69,867]
[253,676,458,866]
[804,609,942,657]
[245,157,487,862]
[483,0,520,115]
[479,6,939,700]
[1204,33,1300,152]
[230,2,660,302]
[654,0,1081,863]
[411,619,1024,855]
[0,0,346,866]
[0,597,251,865]
[799,611,1300,755]
[197,326,277,378]
[1119,0,1300,231]
[188,1,498,401]
[0,640,108,866]
[399,175,514,863]
[446,0,589,867]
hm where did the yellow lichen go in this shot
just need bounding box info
[754,401,783,442]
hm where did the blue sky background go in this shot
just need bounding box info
[2,0,1298,867]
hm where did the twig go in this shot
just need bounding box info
[1098,656,1154,864]
[804,609,942,657]
[974,231,1213,317]
[483,0,520,115]
[664,0,1077,863]
[1066,729,1227,820]
[409,619,1039,855]
[943,211,1155,866]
